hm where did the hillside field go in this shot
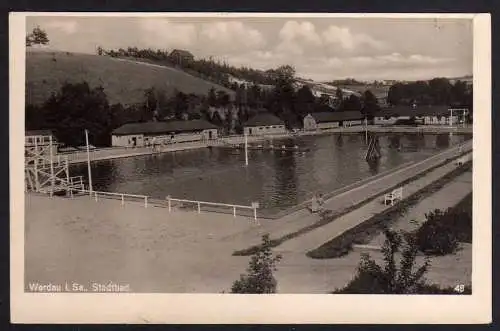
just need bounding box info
[26,50,235,106]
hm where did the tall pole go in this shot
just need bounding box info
[85,129,93,195]
[450,108,453,128]
[244,131,249,166]
[365,116,368,144]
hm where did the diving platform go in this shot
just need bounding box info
[25,134,85,196]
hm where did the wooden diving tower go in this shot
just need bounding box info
[25,133,85,196]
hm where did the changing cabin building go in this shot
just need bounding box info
[303,111,365,131]
[111,120,219,147]
[373,105,462,126]
[243,113,287,136]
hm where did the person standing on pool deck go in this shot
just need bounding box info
[310,194,320,213]
[317,193,325,209]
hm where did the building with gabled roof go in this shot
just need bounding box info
[303,111,365,131]
[111,119,218,147]
[373,105,464,126]
[169,49,195,65]
[243,113,286,136]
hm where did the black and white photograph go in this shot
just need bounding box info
[11,12,491,324]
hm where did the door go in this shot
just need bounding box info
[249,128,253,135]
[208,130,213,139]
[132,137,137,147]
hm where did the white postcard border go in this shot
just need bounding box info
[10,12,492,324]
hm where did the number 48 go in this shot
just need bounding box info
[454,284,465,293]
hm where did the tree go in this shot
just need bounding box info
[216,90,231,108]
[231,234,282,294]
[428,78,452,105]
[295,85,316,116]
[340,94,362,111]
[334,229,430,294]
[334,88,344,108]
[387,83,405,106]
[26,26,49,46]
[38,82,111,147]
[361,90,380,120]
[415,207,471,256]
[172,91,189,120]
[207,88,218,107]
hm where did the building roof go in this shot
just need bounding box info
[25,129,54,137]
[244,113,285,126]
[309,111,365,123]
[377,105,451,118]
[112,120,218,135]
[170,49,194,58]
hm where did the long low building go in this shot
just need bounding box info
[374,105,465,126]
[243,113,287,136]
[303,111,365,131]
[111,120,219,147]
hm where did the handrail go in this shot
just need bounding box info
[79,189,149,208]
[166,195,259,221]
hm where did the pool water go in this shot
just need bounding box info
[71,133,470,216]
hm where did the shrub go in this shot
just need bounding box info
[333,229,430,294]
[231,234,282,294]
[415,209,461,256]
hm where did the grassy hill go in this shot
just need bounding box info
[26,50,235,106]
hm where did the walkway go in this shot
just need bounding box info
[364,170,472,248]
[64,141,208,164]
[229,140,472,251]
[274,150,471,254]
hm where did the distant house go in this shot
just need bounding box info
[374,105,460,126]
[303,111,365,131]
[243,113,286,136]
[169,49,195,65]
[111,120,218,147]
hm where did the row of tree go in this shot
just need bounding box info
[97,46,276,88]
[387,78,473,108]
[25,70,383,147]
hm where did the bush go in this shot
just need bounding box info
[230,234,282,294]
[333,229,431,294]
[415,206,472,256]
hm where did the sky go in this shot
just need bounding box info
[26,15,473,82]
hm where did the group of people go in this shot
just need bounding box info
[310,193,325,213]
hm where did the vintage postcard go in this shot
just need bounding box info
[10,12,491,323]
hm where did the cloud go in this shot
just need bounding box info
[279,21,322,46]
[139,19,197,48]
[322,25,386,52]
[200,21,266,53]
[45,20,78,34]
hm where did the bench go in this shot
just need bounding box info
[384,187,403,206]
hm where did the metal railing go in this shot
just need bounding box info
[166,195,259,221]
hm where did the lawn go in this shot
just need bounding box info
[26,50,235,106]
